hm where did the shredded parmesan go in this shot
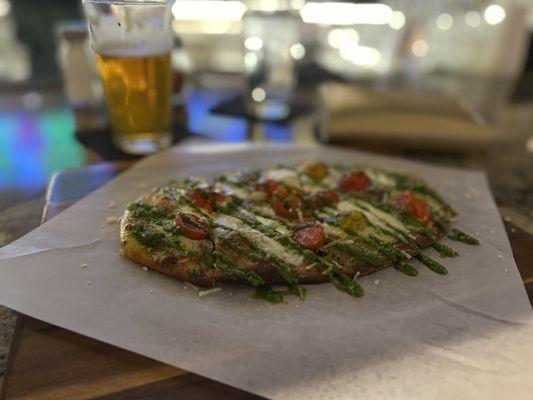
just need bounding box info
[106,216,121,224]
[331,260,343,270]
[400,250,411,259]
[352,271,361,281]
[305,263,317,270]
[297,210,304,223]
[80,263,88,268]
[324,240,339,249]
[198,287,222,297]
[322,266,333,275]
[324,239,352,249]
[185,281,199,290]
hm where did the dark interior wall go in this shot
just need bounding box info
[12,0,82,79]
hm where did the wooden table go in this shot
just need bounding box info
[2,163,533,399]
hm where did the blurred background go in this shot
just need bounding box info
[1,0,533,233]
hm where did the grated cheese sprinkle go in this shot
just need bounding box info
[80,263,88,268]
[106,216,121,224]
[297,210,304,223]
[198,287,222,297]
[185,281,199,290]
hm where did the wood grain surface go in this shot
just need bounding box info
[2,162,533,399]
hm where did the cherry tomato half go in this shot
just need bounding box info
[271,186,312,219]
[292,224,325,250]
[175,213,209,240]
[186,189,213,212]
[304,162,328,181]
[312,190,339,207]
[338,170,370,192]
[214,192,230,208]
[395,192,431,222]
[255,178,279,197]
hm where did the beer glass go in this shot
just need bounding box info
[82,0,174,154]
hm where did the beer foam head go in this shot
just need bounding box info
[84,1,173,56]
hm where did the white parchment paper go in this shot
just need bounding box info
[0,143,532,399]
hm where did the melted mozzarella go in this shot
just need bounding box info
[214,182,249,198]
[214,215,303,267]
[356,201,409,233]
[264,168,300,188]
[365,168,396,187]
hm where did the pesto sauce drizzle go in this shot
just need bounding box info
[447,229,480,245]
[127,203,188,253]
[253,285,287,303]
[318,207,417,265]
[432,241,459,257]
[415,254,448,275]
[351,201,421,249]
[223,208,364,298]
[394,262,419,276]
[214,223,306,301]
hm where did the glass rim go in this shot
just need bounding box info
[83,0,172,5]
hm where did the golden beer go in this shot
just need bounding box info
[96,52,172,153]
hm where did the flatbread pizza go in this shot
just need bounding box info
[120,162,478,302]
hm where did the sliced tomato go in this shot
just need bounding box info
[304,162,328,181]
[271,186,312,219]
[395,192,431,222]
[293,224,325,250]
[255,178,279,197]
[214,192,230,208]
[175,213,209,240]
[272,194,302,219]
[338,170,370,192]
[186,189,213,212]
[312,190,339,207]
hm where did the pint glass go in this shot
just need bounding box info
[82,0,174,154]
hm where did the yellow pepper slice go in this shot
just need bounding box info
[304,162,328,181]
[339,210,368,231]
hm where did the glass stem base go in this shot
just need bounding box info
[113,132,173,155]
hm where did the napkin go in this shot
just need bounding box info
[322,83,494,152]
